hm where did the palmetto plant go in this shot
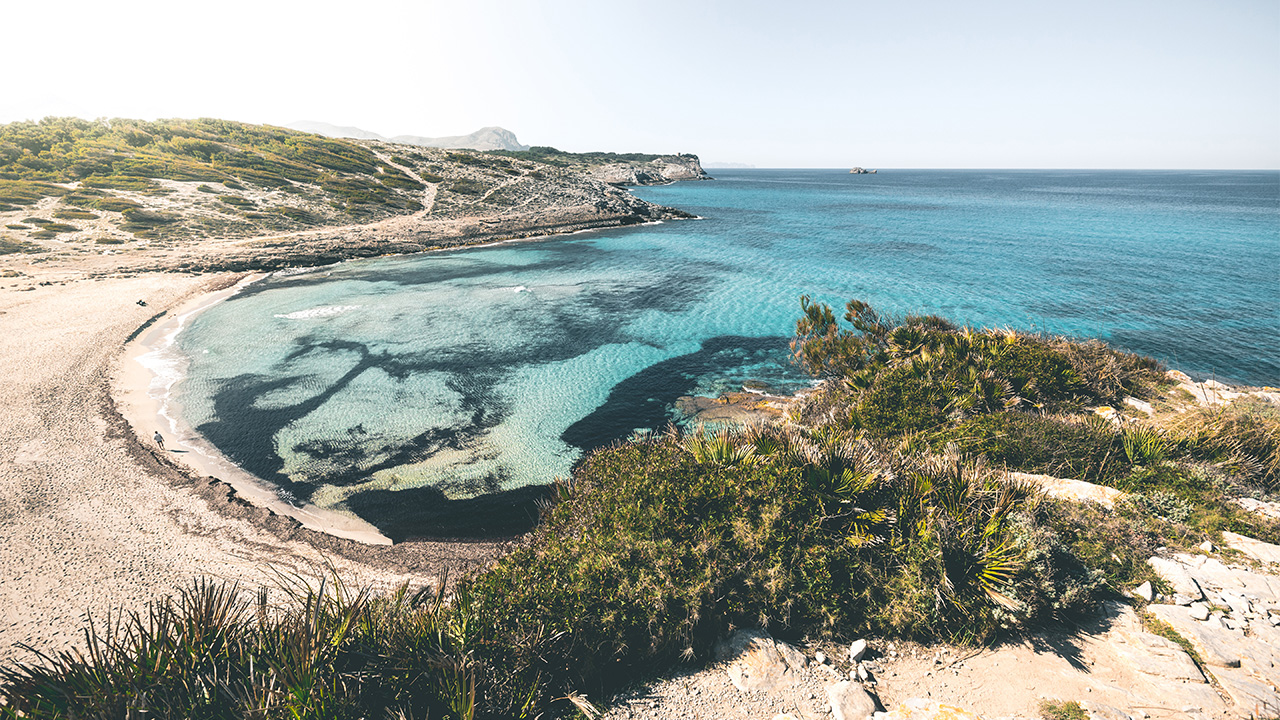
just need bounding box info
[682,424,757,467]
[897,450,1033,613]
[1122,424,1169,466]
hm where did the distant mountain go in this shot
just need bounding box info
[393,127,529,152]
[704,161,756,169]
[285,121,529,152]
[284,121,389,141]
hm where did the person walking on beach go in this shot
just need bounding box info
[154,430,165,450]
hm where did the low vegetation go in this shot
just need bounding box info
[2,298,1277,718]
[0,117,426,241]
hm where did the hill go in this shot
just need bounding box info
[284,121,530,151]
[0,117,695,274]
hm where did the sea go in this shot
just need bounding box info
[170,169,1280,540]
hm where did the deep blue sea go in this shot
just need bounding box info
[174,170,1280,539]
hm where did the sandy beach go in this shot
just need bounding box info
[0,271,513,666]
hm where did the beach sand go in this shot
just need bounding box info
[0,272,511,666]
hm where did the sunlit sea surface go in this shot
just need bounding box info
[175,170,1280,539]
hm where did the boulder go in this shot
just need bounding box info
[849,638,868,663]
[715,629,805,693]
[1133,581,1154,602]
[828,681,878,720]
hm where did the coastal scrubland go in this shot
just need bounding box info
[0,118,693,277]
[3,297,1276,719]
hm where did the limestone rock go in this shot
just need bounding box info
[1010,471,1125,508]
[590,155,711,186]
[849,638,868,663]
[1189,602,1211,621]
[1222,531,1280,565]
[1232,497,1280,521]
[1124,396,1154,415]
[1147,557,1204,600]
[1133,581,1154,602]
[828,681,878,720]
[715,629,805,693]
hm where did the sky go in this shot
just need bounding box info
[2,0,1277,168]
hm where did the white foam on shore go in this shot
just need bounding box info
[274,304,361,320]
[122,275,393,545]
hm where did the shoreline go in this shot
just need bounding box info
[107,215,694,547]
[114,273,396,546]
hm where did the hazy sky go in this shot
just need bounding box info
[3,0,1276,168]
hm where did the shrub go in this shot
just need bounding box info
[0,180,67,205]
[447,179,487,196]
[85,195,141,212]
[462,431,1101,713]
[0,237,45,254]
[933,412,1130,484]
[217,195,256,208]
[0,574,475,719]
[1162,398,1280,489]
[80,175,158,193]
[52,208,98,220]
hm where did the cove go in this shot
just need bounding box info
[173,170,1280,539]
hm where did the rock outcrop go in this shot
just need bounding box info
[1146,539,1280,717]
[589,155,712,186]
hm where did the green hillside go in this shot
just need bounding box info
[0,117,424,242]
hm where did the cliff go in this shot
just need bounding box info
[588,154,712,186]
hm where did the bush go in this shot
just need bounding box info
[0,575,475,719]
[1162,398,1280,489]
[52,208,98,220]
[89,196,142,212]
[217,195,256,208]
[0,237,45,254]
[933,412,1130,484]
[462,430,1102,713]
[0,180,67,205]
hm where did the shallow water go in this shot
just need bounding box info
[175,170,1279,538]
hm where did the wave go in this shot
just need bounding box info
[274,305,361,320]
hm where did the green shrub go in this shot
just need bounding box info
[933,412,1130,484]
[447,179,487,196]
[217,195,256,208]
[52,208,98,220]
[86,195,141,212]
[271,206,322,224]
[1162,398,1280,489]
[0,237,45,254]
[81,175,158,193]
[0,575,475,719]
[34,223,77,234]
[1040,699,1088,720]
[462,431,1101,713]
[0,180,67,205]
[94,237,126,245]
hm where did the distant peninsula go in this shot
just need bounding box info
[0,117,709,275]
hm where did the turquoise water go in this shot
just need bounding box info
[176,170,1279,539]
